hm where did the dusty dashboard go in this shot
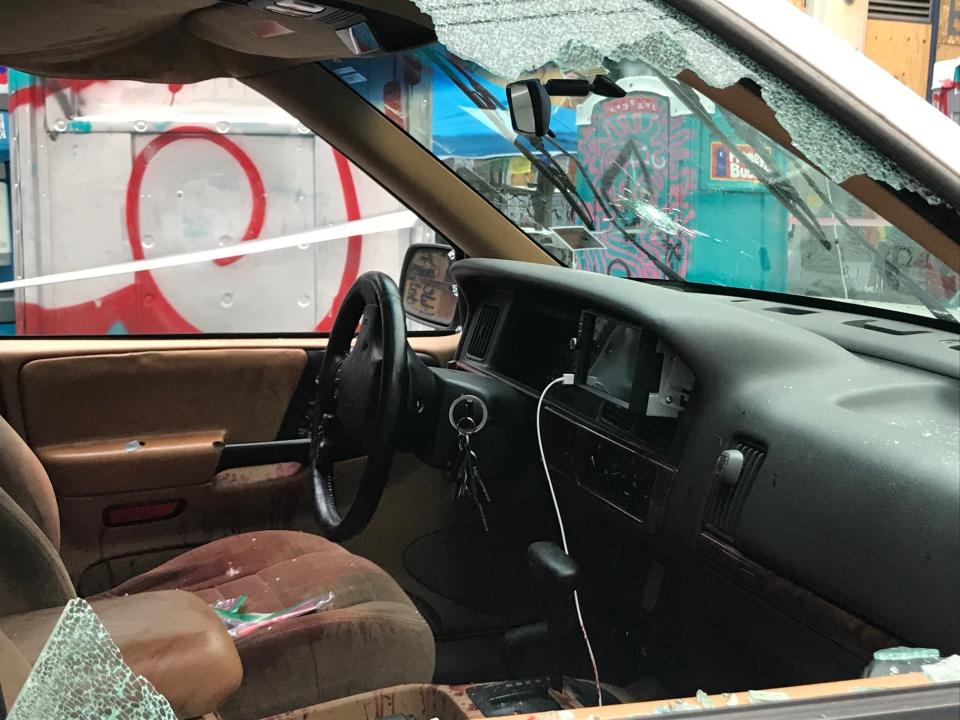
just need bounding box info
[451,258,960,658]
[455,289,696,534]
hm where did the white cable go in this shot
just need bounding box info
[536,375,603,707]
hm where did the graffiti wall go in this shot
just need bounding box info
[8,72,430,335]
[573,76,789,291]
[576,92,696,279]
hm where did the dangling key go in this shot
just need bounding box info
[465,447,491,503]
[459,444,490,531]
[447,421,475,499]
[447,395,492,530]
[465,448,491,531]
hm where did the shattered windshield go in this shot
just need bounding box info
[329,44,958,321]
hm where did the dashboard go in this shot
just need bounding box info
[457,285,691,534]
[450,258,960,687]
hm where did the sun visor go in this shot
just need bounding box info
[0,0,434,82]
[185,2,431,60]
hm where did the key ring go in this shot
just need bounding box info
[448,394,488,435]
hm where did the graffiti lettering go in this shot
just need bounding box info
[710,142,769,183]
[577,93,693,279]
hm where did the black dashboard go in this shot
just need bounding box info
[450,258,960,687]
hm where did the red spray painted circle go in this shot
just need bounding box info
[17,116,364,333]
[122,126,363,333]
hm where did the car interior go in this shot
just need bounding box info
[0,2,958,720]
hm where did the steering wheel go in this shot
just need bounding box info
[310,272,409,541]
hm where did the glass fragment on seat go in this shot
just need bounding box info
[211,592,336,639]
[8,598,176,720]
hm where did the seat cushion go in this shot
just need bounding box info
[98,530,435,719]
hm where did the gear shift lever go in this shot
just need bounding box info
[474,543,613,715]
[527,541,579,691]
[499,541,579,691]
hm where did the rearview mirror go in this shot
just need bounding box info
[400,243,460,330]
[506,80,552,137]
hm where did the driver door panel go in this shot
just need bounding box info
[0,336,456,595]
[4,344,312,592]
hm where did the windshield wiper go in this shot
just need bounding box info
[797,168,958,325]
[424,48,685,282]
[521,137,598,230]
[656,72,836,253]
[654,72,956,325]
[425,49,598,229]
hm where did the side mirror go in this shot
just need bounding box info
[400,243,460,330]
[506,80,552,137]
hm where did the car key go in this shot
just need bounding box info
[455,432,491,530]
[463,445,492,531]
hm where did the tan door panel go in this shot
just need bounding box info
[20,349,305,446]
[7,345,310,590]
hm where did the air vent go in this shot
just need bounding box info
[323,8,357,24]
[766,306,818,316]
[466,304,501,360]
[704,439,766,541]
[867,0,931,22]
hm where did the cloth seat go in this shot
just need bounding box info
[0,414,435,720]
[97,530,436,719]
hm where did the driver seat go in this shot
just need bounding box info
[0,415,435,719]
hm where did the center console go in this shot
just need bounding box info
[539,410,675,533]
[536,308,693,534]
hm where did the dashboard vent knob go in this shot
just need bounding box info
[715,449,745,486]
[704,440,767,540]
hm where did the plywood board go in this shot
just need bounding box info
[937,0,960,61]
[865,18,933,95]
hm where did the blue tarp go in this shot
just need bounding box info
[0,111,8,160]
[326,55,578,160]
[431,70,578,159]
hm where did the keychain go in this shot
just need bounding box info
[445,395,492,530]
